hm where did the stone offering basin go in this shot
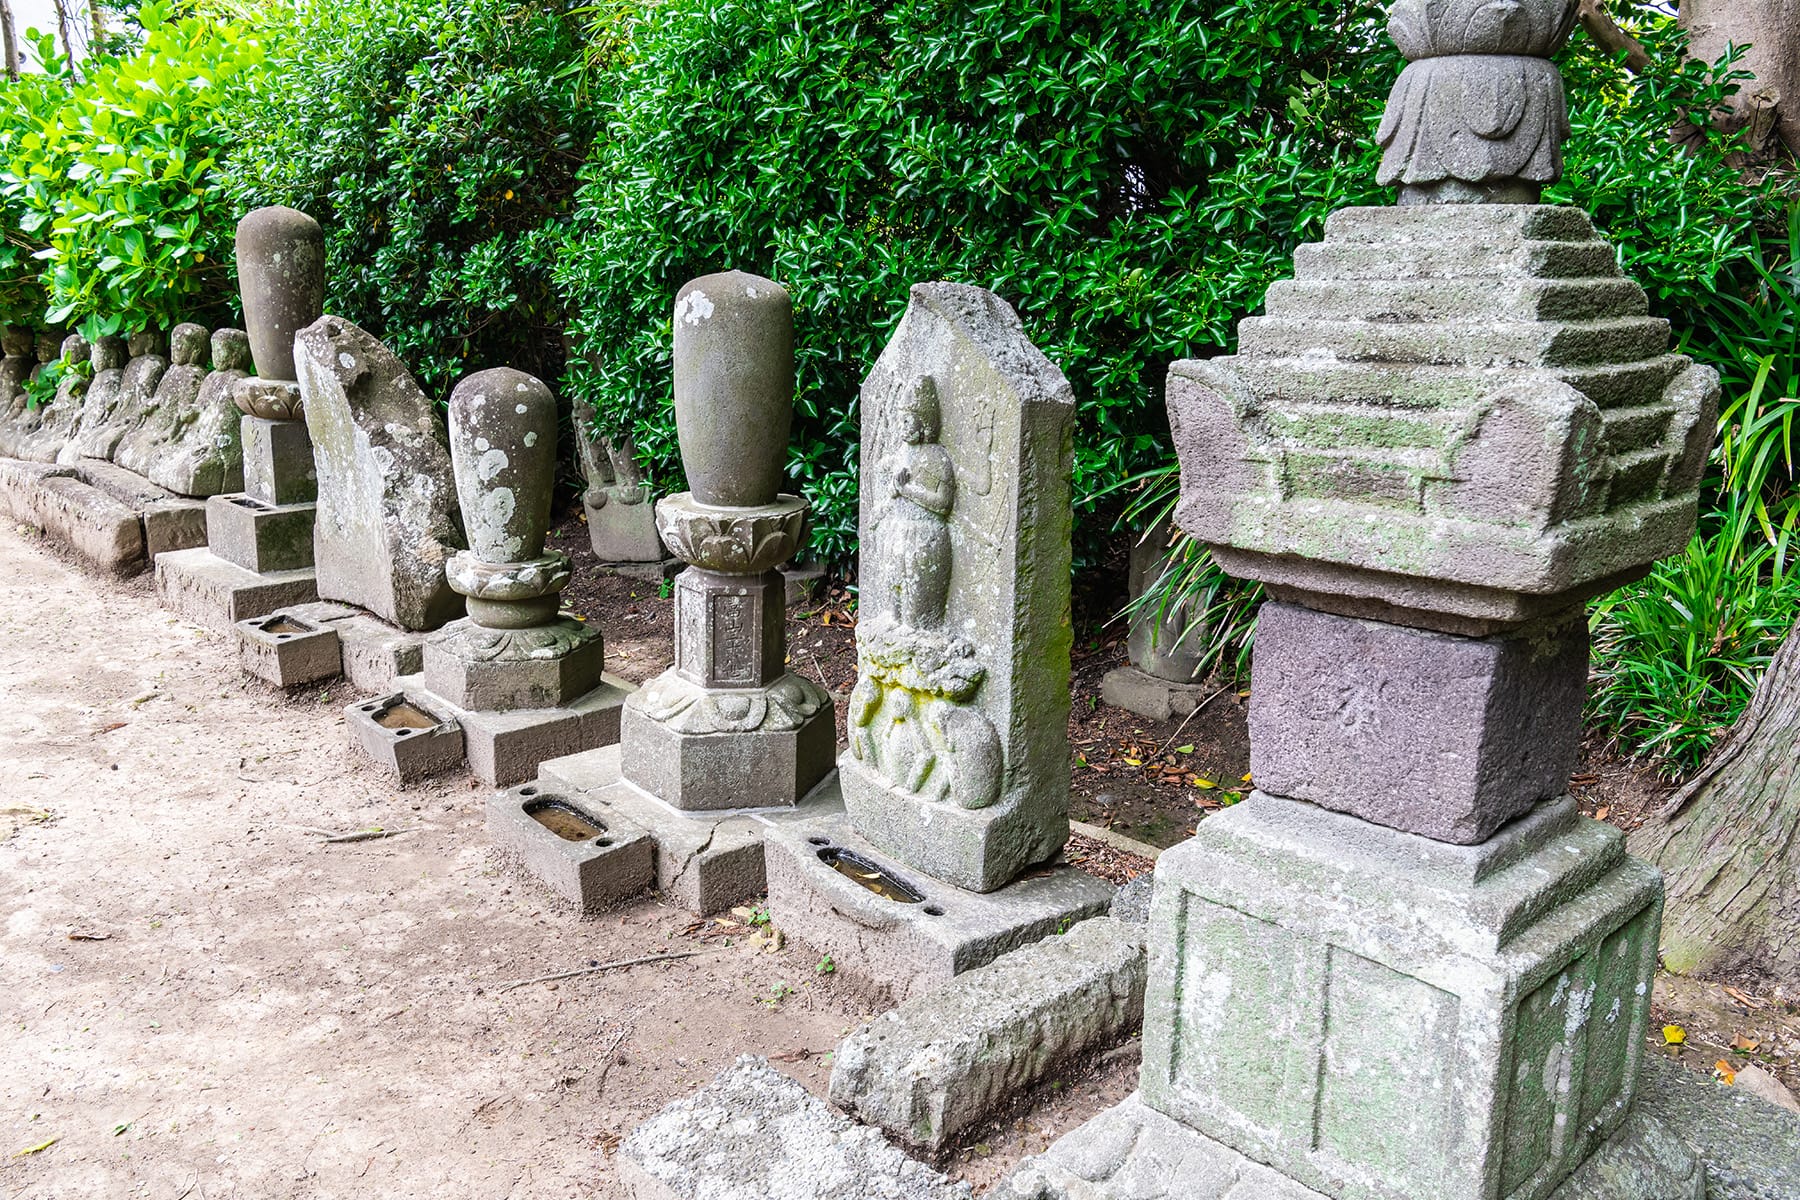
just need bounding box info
[344,692,464,782]
[235,610,341,688]
[487,783,653,912]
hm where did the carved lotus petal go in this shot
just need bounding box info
[1388,0,1577,60]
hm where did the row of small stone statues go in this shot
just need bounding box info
[0,322,248,498]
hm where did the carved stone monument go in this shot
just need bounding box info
[573,421,671,573]
[355,367,627,786]
[1100,518,1212,721]
[1009,4,1711,1198]
[155,207,327,629]
[764,283,1112,999]
[487,271,841,914]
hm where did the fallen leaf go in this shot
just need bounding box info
[1174,744,1195,755]
[1594,806,1610,821]
[1193,779,1216,789]
[12,1138,57,1157]
[1240,772,1253,784]
[67,932,111,942]
[1663,1025,1687,1046]
[1723,985,1768,1010]
[1731,1035,1762,1052]
[1714,1059,1737,1085]
[1124,758,1142,767]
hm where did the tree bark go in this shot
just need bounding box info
[1578,0,1651,74]
[1629,626,1800,984]
[50,0,77,67]
[0,0,19,81]
[1680,0,1800,161]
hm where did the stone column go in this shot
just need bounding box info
[424,368,604,709]
[619,270,834,811]
[205,205,326,575]
[1013,3,1714,1198]
[1101,517,1212,721]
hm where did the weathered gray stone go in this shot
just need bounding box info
[329,613,430,693]
[619,1055,971,1200]
[236,610,343,688]
[0,462,144,575]
[1636,1055,1800,1200]
[537,742,848,915]
[840,282,1077,893]
[831,915,1146,1152]
[1169,204,1720,631]
[621,274,833,813]
[205,493,315,573]
[153,546,319,632]
[486,783,654,912]
[60,336,129,463]
[236,206,325,382]
[139,497,207,558]
[113,323,247,497]
[0,327,32,405]
[574,420,666,564]
[394,670,630,788]
[671,271,793,507]
[297,316,463,630]
[423,368,604,712]
[1101,665,1214,724]
[344,691,465,782]
[1137,793,1669,1200]
[1249,600,1587,843]
[1103,524,1216,712]
[1109,872,1154,927]
[241,413,317,507]
[764,815,1114,1003]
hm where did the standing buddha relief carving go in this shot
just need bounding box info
[847,374,1003,810]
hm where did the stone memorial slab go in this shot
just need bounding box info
[297,316,463,631]
[1102,517,1213,721]
[839,282,1076,893]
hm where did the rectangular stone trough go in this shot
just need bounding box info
[236,611,342,688]
[486,782,654,912]
[344,692,465,782]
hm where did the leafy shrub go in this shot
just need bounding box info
[557,0,1404,564]
[218,0,601,393]
[0,5,264,337]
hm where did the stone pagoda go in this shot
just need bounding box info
[763,283,1112,1000]
[156,207,325,629]
[1010,3,1714,1197]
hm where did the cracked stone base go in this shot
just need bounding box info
[533,744,845,914]
[764,814,1115,1003]
[1100,664,1214,722]
[391,671,631,787]
[154,546,318,632]
[1002,1093,1702,1200]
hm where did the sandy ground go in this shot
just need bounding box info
[0,524,1138,1200]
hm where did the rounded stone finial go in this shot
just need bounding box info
[671,270,794,507]
[210,329,252,374]
[448,367,558,566]
[236,205,325,382]
[1377,0,1578,203]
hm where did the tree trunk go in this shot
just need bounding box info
[0,0,18,81]
[50,0,77,67]
[1679,0,1800,162]
[1629,626,1800,984]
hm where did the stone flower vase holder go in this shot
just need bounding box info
[618,270,834,812]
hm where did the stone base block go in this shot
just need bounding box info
[205,493,315,573]
[236,611,342,688]
[394,671,631,787]
[620,700,836,812]
[153,547,318,631]
[1002,1094,1702,1200]
[486,782,654,911]
[832,915,1147,1152]
[620,1056,970,1200]
[534,744,846,914]
[1250,600,1587,843]
[141,498,208,558]
[422,618,606,711]
[0,458,144,575]
[583,493,664,563]
[764,815,1115,1003]
[782,558,827,606]
[345,692,465,782]
[241,414,316,506]
[1140,793,1665,1200]
[592,557,683,582]
[1100,664,1214,722]
[332,614,429,693]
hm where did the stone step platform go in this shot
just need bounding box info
[0,456,207,575]
[155,546,318,632]
[348,671,630,788]
[527,744,845,915]
[763,814,1115,1004]
[620,1055,971,1200]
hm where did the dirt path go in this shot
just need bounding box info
[0,524,890,1199]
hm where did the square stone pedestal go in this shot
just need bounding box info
[237,610,342,688]
[385,671,631,787]
[1100,663,1214,722]
[237,601,434,693]
[530,744,845,915]
[764,814,1114,1003]
[205,493,316,573]
[1078,792,1702,1200]
[345,691,465,782]
[155,546,318,632]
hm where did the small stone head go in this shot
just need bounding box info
[1,326,32,358]
[91,336,128,372]
[236,205,326,382]
[897,375,941,446]
[1388,0,1577,60]
[127,328,166,360]
[170,323,211,368]
[60,333,90,366]
[35,332,62,365]
[210,328,252,373]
